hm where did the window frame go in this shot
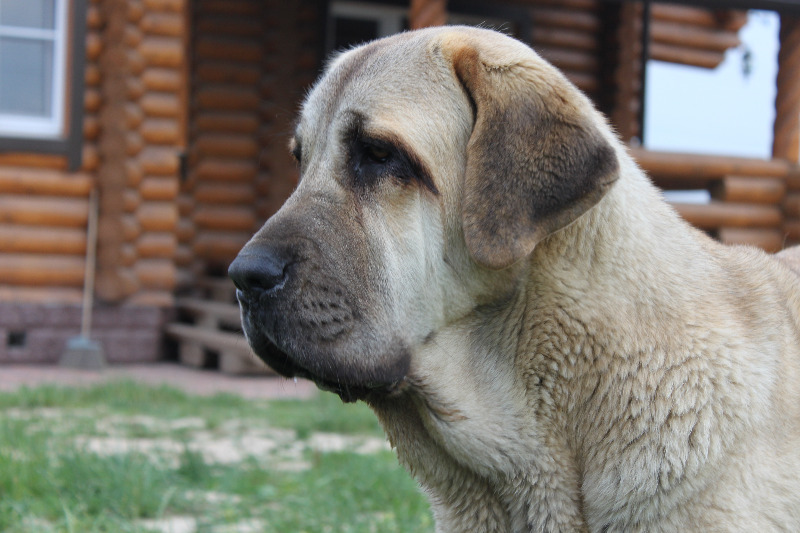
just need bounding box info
[0,0,87,171]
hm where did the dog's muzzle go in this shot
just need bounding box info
[228,243,408,402]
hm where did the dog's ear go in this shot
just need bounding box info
[441,32,619,269]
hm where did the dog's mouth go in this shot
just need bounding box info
[247,333,406,403]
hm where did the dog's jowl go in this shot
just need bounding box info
[229,26,800,532]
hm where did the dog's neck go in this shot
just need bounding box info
[376,151,767,531]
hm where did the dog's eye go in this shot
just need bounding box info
[291,144,302,164]
[364,144,391,163]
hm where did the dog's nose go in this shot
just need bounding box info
[228,248,289,294]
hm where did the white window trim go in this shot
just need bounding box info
[0,0,68,139]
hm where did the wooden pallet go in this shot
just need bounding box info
[166,296,272,375]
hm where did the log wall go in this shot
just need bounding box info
[180,0,322,282]
[633,148,793,252]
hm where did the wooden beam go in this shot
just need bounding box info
[409,0,447,30]
[773,14,800,163]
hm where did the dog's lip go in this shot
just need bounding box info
[248,333,405,403]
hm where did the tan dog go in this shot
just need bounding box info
[229,27,800,532]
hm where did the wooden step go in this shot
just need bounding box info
[176,297,242,327]
[165,322,270,375]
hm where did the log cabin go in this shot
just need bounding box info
[1,0,799,369]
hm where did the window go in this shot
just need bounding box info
[0,0,67,138]
[327,1,527,54]
[0,0,85,169]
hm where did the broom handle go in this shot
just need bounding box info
[81,187,99,338]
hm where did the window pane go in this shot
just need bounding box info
[0,0,55,29]
[0,37,53,117]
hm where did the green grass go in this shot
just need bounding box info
[0,380,433,533]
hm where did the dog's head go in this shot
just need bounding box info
[229,27,619,401]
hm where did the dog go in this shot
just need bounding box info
[229,26,800,532]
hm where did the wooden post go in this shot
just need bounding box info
[409,0,447,30]
[773,15,800,163]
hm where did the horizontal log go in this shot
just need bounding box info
[85,88,102,113]
[137,202,178,231]
[194,86,260,111]
[85,63,101,86]
[651,20,740,53]
[783,192,800,218]
[537,47,597,73]
[143,0,183,13]
[0,254,85,287]
[141,93,181,118]
[563,71,598,94]
[0,167,92,196]
[632,149,791,180]
[532,27,596,51]
[128,290,174,307]
[123,103,143,130]
[177,194,193,217]
[141,118,181,144]
[195,37,262,63]
[127,0,144,23]
[124,26,143,48]
[532,8,599,32]
[140,12,183,36]
[650,42,724,69]
[0,224,86,255]
[142,68,182,92]
[0,153,67,170]
[84,115,100,140]
[127,132,144,156]
[121,243,137,266]
[126,160,144,187]
[87,4,102,29]
[193,182,253,204]
[122,214,141,241]
[194,18,262,37]
[137,232,177,258]
[195,0,260,16]
[194,62,260,85]
[193,111,259,134]
[127,77,145,100]
[176,218,195,242]
[0,196,88,227]
[127,49,146,75]
[0,286,83,304]
[140,36,183,68]
[82,145,100,172]
[784,219,800,241]
[653,177,714,191]
[175,243,193,267]
[124,190,141,212]
[193,206,256,232]
[140,177,179,201]
[139,146,180,175]
[710,176,785,204]
[194,134,259,159]
[671,201,782,229]
[193,231,251,261]
[193,158,258,182]
[651,4,747,31]
[135,258,176,290]
[718,228,784,252]
[86,32,102,61]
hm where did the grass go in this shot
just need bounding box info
[0,381,434,533]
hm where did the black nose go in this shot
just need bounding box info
[228,247,290,294]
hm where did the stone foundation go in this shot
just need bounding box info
[0,303,171,364]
